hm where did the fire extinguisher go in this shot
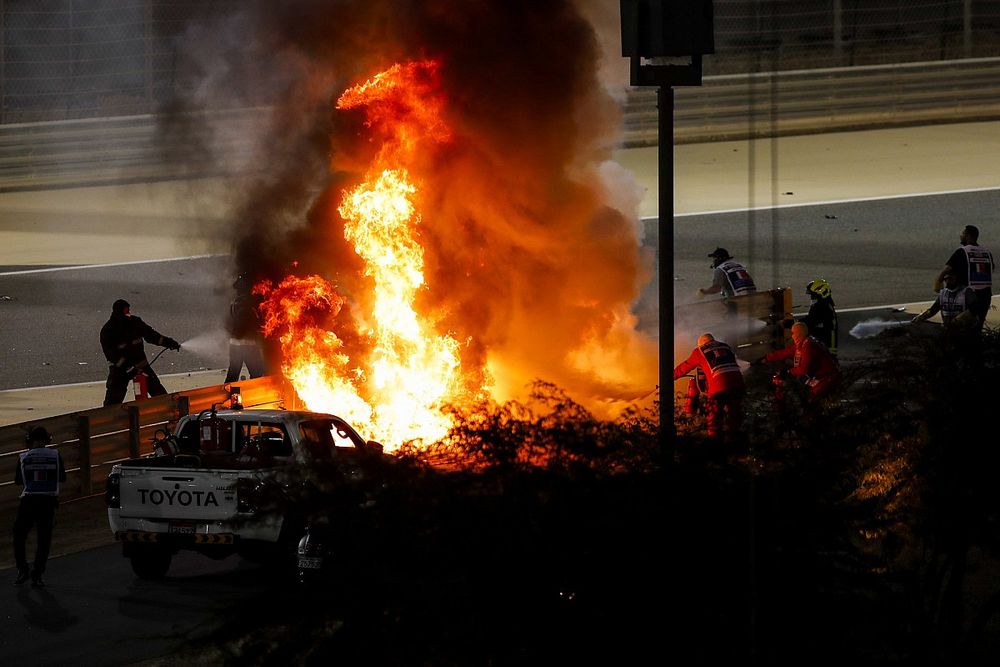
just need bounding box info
[198,405,228,452]
[132,371,149,401]
[130,348,170,401]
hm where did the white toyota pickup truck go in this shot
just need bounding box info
[105,407,383,579]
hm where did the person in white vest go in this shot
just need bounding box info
[698,247,757,299]
[912,270,978,328]
[13,426,66,588]
[936,225,994,332]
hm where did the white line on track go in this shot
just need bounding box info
[643,186,1000,219]
[0,254,225,277]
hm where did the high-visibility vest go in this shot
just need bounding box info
[961,244,993,290]
[939,286,974,323]
[717,260,757,296]
[18,447,60,497]
[699,340,741,378]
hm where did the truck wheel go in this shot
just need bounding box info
[129,546,172,579]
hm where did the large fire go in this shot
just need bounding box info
[255,61,475,448]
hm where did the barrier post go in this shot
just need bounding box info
[77,415,92,495]
[127,406,141,459]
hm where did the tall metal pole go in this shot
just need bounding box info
[658,85,675,456]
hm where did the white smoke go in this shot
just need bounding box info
[180,330,229,360]
[850,318,909,339]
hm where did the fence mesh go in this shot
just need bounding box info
[2,1,1000,122]
[708,0,1000,74]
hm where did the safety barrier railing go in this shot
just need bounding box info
[626,57,1000,145]
[0,375,284,516]
[675,288,792,363]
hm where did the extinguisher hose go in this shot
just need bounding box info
[147,347,169,367]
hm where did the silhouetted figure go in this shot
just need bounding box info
[937,224,993,332]
[801,279,839,357]
[100,299,180,405]
[13,426,66,588]
[225,273,267,383]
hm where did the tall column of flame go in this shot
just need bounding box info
[256,60,470,448]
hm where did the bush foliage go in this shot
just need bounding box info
[182,329,1000,665]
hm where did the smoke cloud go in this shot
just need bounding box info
[164,0,656,415]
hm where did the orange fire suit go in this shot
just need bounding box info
[765,335,841,401]
[674,340,745,437]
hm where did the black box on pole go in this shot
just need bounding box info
[620,0,715,58]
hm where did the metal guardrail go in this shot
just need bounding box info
[1,59,1000,190]
[625,57,1000,146]
[0,376,283,515]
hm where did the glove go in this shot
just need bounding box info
[164,337,181,351]
[123,367,139,380]
[696,288,706,297]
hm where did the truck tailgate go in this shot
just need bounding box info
[118,468,240,521]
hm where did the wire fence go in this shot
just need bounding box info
[709,0,1000,73]
[2,1,1000,123]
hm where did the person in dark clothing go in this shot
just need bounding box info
[13,426,66,587]
[100,299,180,406]
[802,279,839,357]
[937,224,994,332]
[225,274,267,383]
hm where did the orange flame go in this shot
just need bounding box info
[257,60,475,449]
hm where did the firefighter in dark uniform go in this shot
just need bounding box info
[100,299,180,406]
[13,426,66,587]
[225,273,267,383]
[802,279,839,357]
[937,224,993,332]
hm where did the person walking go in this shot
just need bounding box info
[801,279,839,357]
[757,322,841,403]
[673,333,746,439]
[100,299,180,406]
[912,270,979,328]
[13,426,66,588]
[937,224,993,331]
[699,248,757,298]
[225,273,267,383]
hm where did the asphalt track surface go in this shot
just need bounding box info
[3,188,997,391]
[0,256,231,390]
[0,543,275,665]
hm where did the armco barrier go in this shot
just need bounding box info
[675,288,793,362]
[0,375,283,517]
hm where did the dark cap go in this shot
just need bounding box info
[708,247,732,260]
[112,299,130,315]
[26,426,51,444]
